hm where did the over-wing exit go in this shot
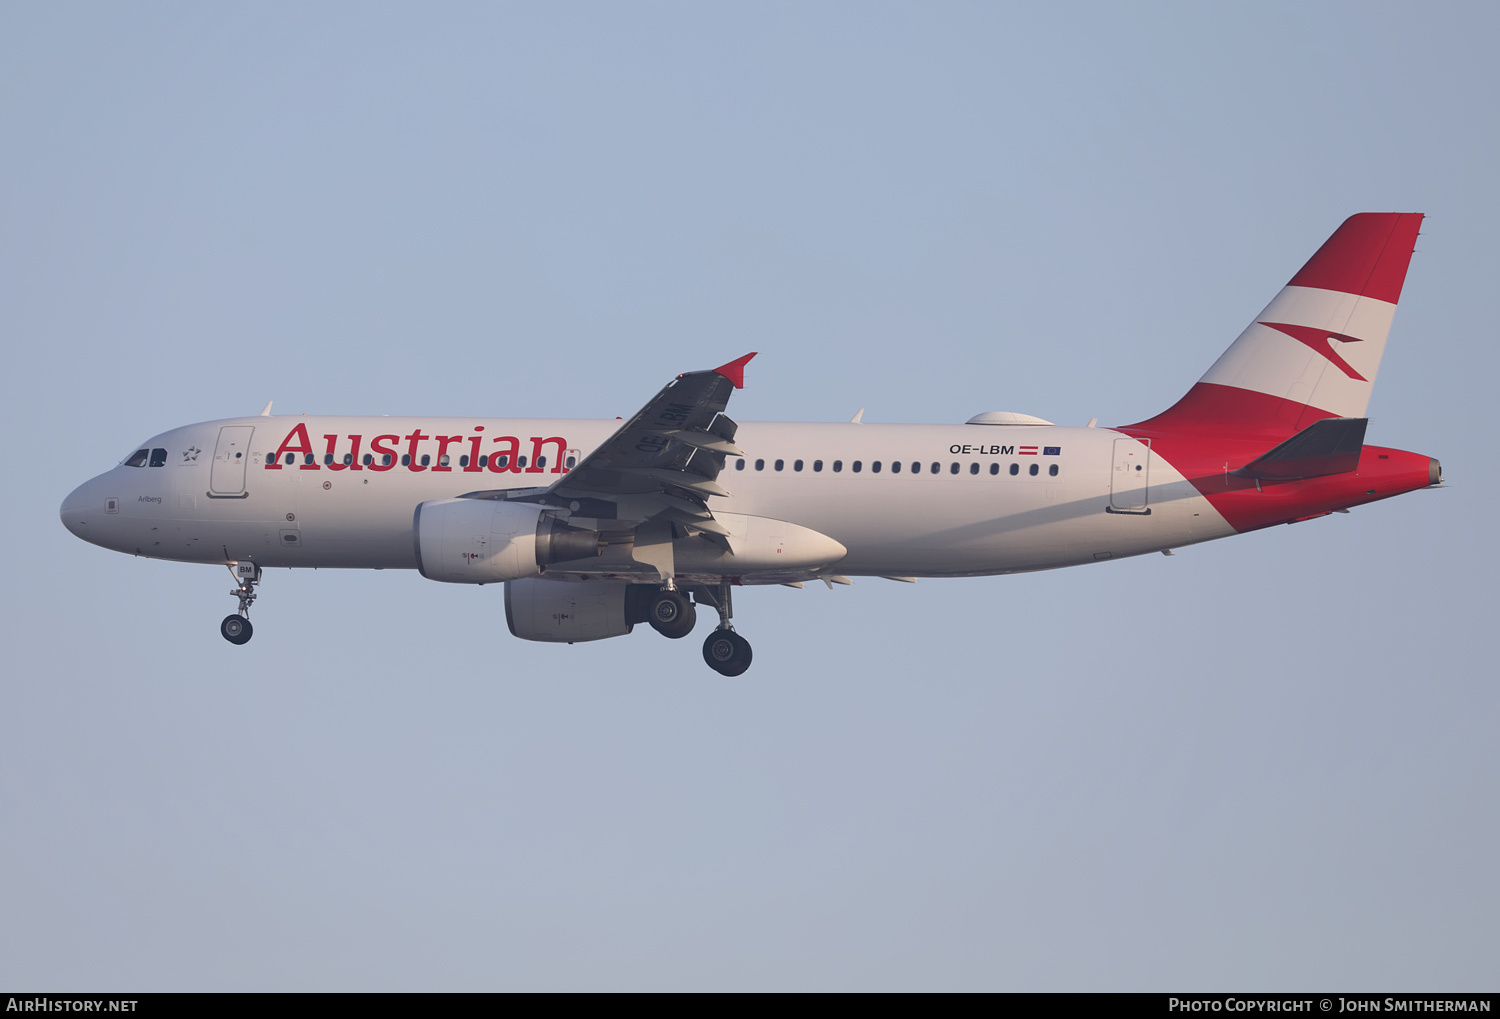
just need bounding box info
[61,214,1441,675]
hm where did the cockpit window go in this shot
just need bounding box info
[149,448,168,467]
[123,449,149,468]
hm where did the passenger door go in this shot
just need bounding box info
[209,426,255,496]
[1110,438,1151,512]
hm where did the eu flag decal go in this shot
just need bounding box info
[1043,446,1061,456]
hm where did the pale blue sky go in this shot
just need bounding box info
[2,2,1495,989]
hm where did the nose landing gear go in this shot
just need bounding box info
[221,562,259,645]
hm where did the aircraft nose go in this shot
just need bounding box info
[60,477,103,540]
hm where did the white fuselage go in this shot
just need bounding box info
[61,415,1237,579]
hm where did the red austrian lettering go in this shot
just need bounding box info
[367,434,398,472]
[530,436,566,474]
[488,435,521,473]
[266,422,317,470]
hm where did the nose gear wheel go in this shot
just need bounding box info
[221,563,261,645]
[221,614,253,645]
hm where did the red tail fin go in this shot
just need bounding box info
[1127,213,1422,441]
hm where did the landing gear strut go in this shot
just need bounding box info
[221,562,259,645]
[698,582,753,676]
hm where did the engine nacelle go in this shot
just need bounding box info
[505,577,639,643]
[414,498,600,584]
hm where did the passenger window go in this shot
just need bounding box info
[755,459,765,471]
[1009,463,1019,476]
[343,453,354,466]
[535,456,545,469]
[149,448,168,467]
[1049,464,1059,477]
[950,462,959,474]
[479,455,489,468]
[930,462,939,474]
[736,459,745,471]
[911,462,920,474]
[517,456,527,468]
[891,461,901,474]
[566,456,576,468]
[401,454,411,466]
[774,459,784,471]
[459,455,469,467]
[285,453,296,466]
[1029,463,1039,476]
[833,460,843,473]
[124,449,149,468]
[363,454,373,466]
[871,461,882,473]
[495,455,508,468]
[420,454,431,467]
[793,459,803,472]
[304,454,315,466]
[813,460,823,472]
[989,463,999,475]
[324,454,335,465]
[969,463,979,475]
[384,454,394,466]
[852,461,863,473]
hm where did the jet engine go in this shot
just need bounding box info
[504,576,653,643]
[414,497,601,584]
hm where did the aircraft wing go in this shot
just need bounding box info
[548,352,755,508]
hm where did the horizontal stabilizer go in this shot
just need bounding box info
[1232,417,1368,480]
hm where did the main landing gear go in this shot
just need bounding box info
[702,629,752,677]
[221,562,260,645]
[696,582,753,677]
[646,587,697,639]
[642,581,754,675]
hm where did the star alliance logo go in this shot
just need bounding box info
[182,446,201,462]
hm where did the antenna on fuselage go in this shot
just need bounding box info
[259,401,273,417]
[850,408,864,424]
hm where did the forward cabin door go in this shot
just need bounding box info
[210,426,255,496]
[1110,438,1151,512]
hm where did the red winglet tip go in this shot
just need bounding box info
[712,352,757,389]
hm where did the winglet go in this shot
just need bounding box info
[712,352,757,389]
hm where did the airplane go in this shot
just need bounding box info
[60,213,1441,676]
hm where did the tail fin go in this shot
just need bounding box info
[1127,213,1424,439]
